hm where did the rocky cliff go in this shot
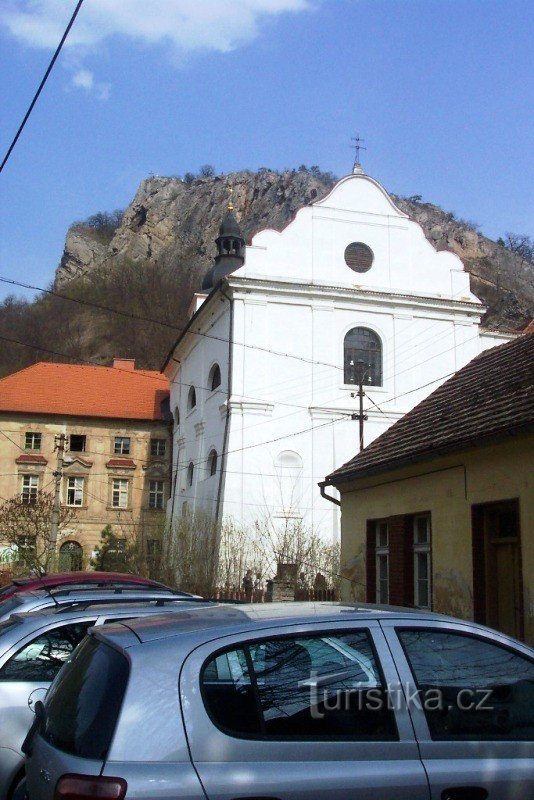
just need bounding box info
[55,169,532,331]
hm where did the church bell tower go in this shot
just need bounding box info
[202,194,246,290]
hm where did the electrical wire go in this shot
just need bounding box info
[0,1,85,174]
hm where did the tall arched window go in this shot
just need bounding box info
[187,462,194,487]
[274,450,303,516]
[209,364,221,392]
[208,449,218,477]
[174,406,180,426]
[187,386,197,410]
[344,327,382,386]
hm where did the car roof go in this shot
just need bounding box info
[98,601,459,646]
[0,571,169,597]
[9,599,212,626]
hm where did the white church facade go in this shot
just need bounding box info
[164,167,512,543]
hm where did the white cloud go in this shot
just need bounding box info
[0,0,314,55]
[71,68,93,90]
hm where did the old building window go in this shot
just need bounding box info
[150,438,166,457]
[111,478,129,509]
[149,480,165,509]
[174,406,180,426]
[375,520,389,604]
[25,432,42,451]
[21,475,38,504]
[413,514,431,608]
[66,476,84,507]
[114,436,131,455]
[208,449,218,477]
[69,434,86,452]
[209,363,221,391]
[187,462,194,487]
[16,534,36,558]
[344,328,382,386]
[188,386,197,411]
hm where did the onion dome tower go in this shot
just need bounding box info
[202,192,246,290]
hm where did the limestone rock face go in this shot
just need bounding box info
[54,170,532,330]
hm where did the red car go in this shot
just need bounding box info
[0,571,172,600]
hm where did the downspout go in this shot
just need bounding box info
[319,481,341,506]
[215,287,233,523]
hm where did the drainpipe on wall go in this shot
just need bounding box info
[215,287,234,523]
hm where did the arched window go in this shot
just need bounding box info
[209,363,221,392]
[344,327,382,386]
[58,540,83,572]
[208,449,218,477]
[187,462,194,487]
[187,386,197,410]
[274,450,303,515]
[174,406,180,426]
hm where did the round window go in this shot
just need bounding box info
[344,242,374,273]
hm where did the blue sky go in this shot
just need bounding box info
[1,0,532,301]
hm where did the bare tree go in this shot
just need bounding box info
[0,492,75,575]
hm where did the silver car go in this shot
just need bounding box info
[0,586,199,623]
[0,594,210,800]
[24,603,534,799]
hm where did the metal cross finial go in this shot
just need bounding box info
[350,134,366,168]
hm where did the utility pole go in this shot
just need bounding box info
[351,360,368,452]
[50,433,67,562]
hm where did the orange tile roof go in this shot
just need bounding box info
[0,362,169,422]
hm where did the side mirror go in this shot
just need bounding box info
[28,688,47,714]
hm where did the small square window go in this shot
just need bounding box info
[150,438,166,457]
[69,435,86,453]
[25,432,42,451]
[114,436,131,455]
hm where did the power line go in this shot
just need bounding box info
[0,1,85,174]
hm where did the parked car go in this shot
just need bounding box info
[0,571,173,604]
[0,594,211,800]
[24,602,534,800]
[0,584,200,623]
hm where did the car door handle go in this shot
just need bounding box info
[442,788,489,800]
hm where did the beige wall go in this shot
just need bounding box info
[338,434,534,644]
[0,413,171,568]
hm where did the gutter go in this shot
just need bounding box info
[215,286,233,523]
[319,481,341,507]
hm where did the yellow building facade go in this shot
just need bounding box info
[0,360,171,570]
[336,436,533,645]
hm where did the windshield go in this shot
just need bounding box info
[43,635,129,760]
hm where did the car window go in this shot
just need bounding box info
[202,630,397,741]
[0,595,23,618]
[0,621,95,682]
[398,629,534,741]
[43,635,129,759]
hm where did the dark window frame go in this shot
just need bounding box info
[344,327,382,387]
[69,434,87,453]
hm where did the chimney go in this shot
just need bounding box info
[113,358,136,371]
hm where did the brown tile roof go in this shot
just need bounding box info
[0,362,169,422]
[325,334,534,485]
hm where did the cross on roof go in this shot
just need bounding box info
[350,134,366,169]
